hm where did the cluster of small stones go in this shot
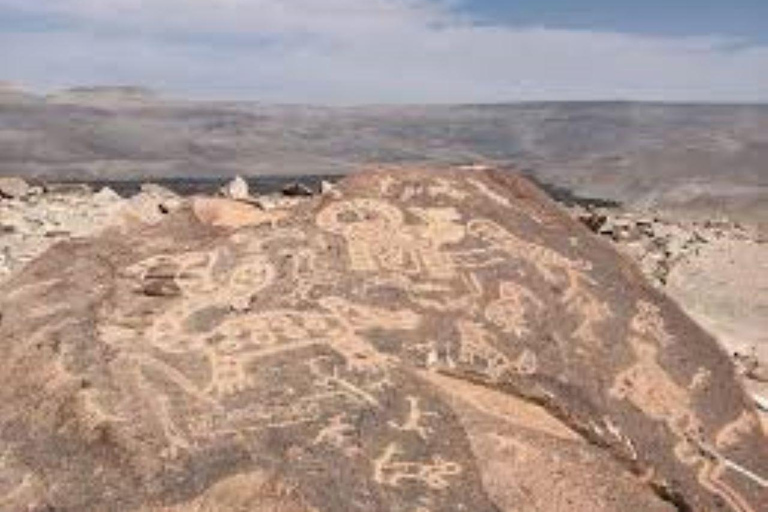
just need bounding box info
[572,205,764,286]
[0,176,327,281]
[0,177,184,281]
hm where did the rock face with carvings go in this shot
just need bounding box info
[0,168,765,512]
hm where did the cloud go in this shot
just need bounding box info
[2,0,768,103]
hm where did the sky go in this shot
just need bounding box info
[1,0,768,104]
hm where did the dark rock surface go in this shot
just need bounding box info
[0,168,765,511]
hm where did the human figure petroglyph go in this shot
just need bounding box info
[388,396,438,440]
[316,199,466,279]
[373,443,462,490]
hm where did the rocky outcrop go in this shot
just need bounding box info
[0,168,765,512]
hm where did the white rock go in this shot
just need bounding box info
[0,177,30,199]
[221,176,250,201]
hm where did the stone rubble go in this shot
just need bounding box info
[0,177,184,281]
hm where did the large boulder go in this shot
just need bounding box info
[0,167,765,512]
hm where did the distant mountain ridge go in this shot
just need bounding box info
[1,88,766,219]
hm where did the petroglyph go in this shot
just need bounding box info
[610,335,695,428]
[631,300,674,347]
[467,178,512,209]
[610,302,764,512]
[514,349,538,376]
[467,177,543,224]
[566,288,611,347]
[388,396,438,440]
[308,357,383,408]
[454,320,512,381]
[316,199,465,279]
[198,297,419,398]
[467,218,592,282]
[312,414,360,456]
[468,218,611,347]
[399,180,469,202]
[716,410,761,450]
[373,443,462,490]
[3,168,766,512]
[485,281,543,337]
[689,367,711,392]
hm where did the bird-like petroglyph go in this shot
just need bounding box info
[373,443,462,490]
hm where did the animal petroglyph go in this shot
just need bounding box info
[373,443,462,490]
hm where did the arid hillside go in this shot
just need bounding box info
[1,88,767,220]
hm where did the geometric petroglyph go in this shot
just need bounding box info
[373,443,462,490]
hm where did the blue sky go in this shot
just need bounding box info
[1,0,767,103]
[466,1,768,41]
